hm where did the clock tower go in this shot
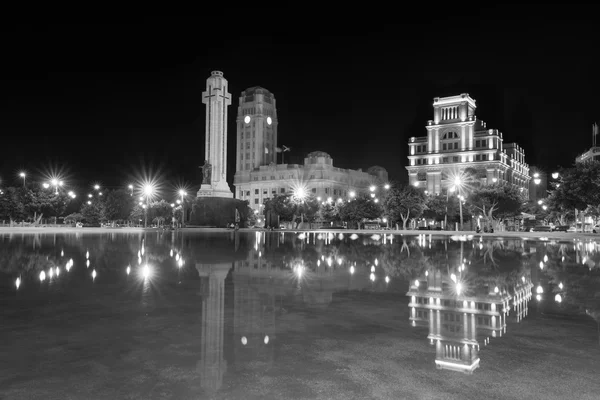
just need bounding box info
[235,87,278,172]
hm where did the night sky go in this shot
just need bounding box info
[2,9,599,195]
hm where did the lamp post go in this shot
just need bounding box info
[178,190,187,228]
[143,184,153,228]
[128,184,133,196]
[458,194,464,231]
[49,179,63,195]
[19,172,26,187]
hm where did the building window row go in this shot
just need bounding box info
[441,156,460,163]
[416,145,427,153]
[442,142,459,151]
[475,139,488,148]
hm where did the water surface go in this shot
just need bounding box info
[1,231,599,399]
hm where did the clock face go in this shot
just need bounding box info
[244,116,251,124]
[267,117,272,125]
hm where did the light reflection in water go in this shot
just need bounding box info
[2,231,599,384]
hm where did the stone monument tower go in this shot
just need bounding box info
[197,71,233,198]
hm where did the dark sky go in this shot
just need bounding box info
[1,9,599,195]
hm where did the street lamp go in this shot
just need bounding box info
[19,172,26,187]
[552,172,559,180]
[143,184,154,228]
[178,190,187,228]
[128,184,133,196]
[457,194,464,231]
[49,178,63,195]
[94,184,100,191]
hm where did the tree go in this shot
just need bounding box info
[549,162,600,231]
[264,194,295,224]
[0,187,27,222]
[129,205,145,226]
[338,194,382,229]
[103,189,134,223]
[292,196,320,228]
[80,200,106,225]
[468,183,524,230]
[64,213,84,225]
[149,200,173,227]
[423,194,459,225]
[317,202,341,226]
[382,185,426,229]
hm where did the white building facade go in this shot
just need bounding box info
[406,94,530,198]
[234,151,388,211]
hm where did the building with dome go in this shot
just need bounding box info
[234,150,388,211]
[233,86,388,211]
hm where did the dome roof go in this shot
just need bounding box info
[242,86,272,95]
[367,165,387,174]
[307,151,331,158]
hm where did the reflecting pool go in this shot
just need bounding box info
[1,231,599,399]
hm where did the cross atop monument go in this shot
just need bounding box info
[197,71,233,198]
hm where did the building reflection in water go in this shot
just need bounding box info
[406,244,533,374]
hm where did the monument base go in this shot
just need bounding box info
[188,197,250,228]
[196,183,233,198]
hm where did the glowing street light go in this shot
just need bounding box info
[178,190,187,228]
[552,172,559,179]
[94,184,100,190]
[349,191,356,198]
[384,183,390,190]
[293,187,307,201]
[555,294,562,303]
[19,172,26,187]
[369,185,376,192]
[46,178,63,195]
[143,184,154,228]
[128,184,133,196]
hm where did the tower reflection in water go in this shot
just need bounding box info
[195,230,386,393]
[196,261,229,392]
[406,254,533,374]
